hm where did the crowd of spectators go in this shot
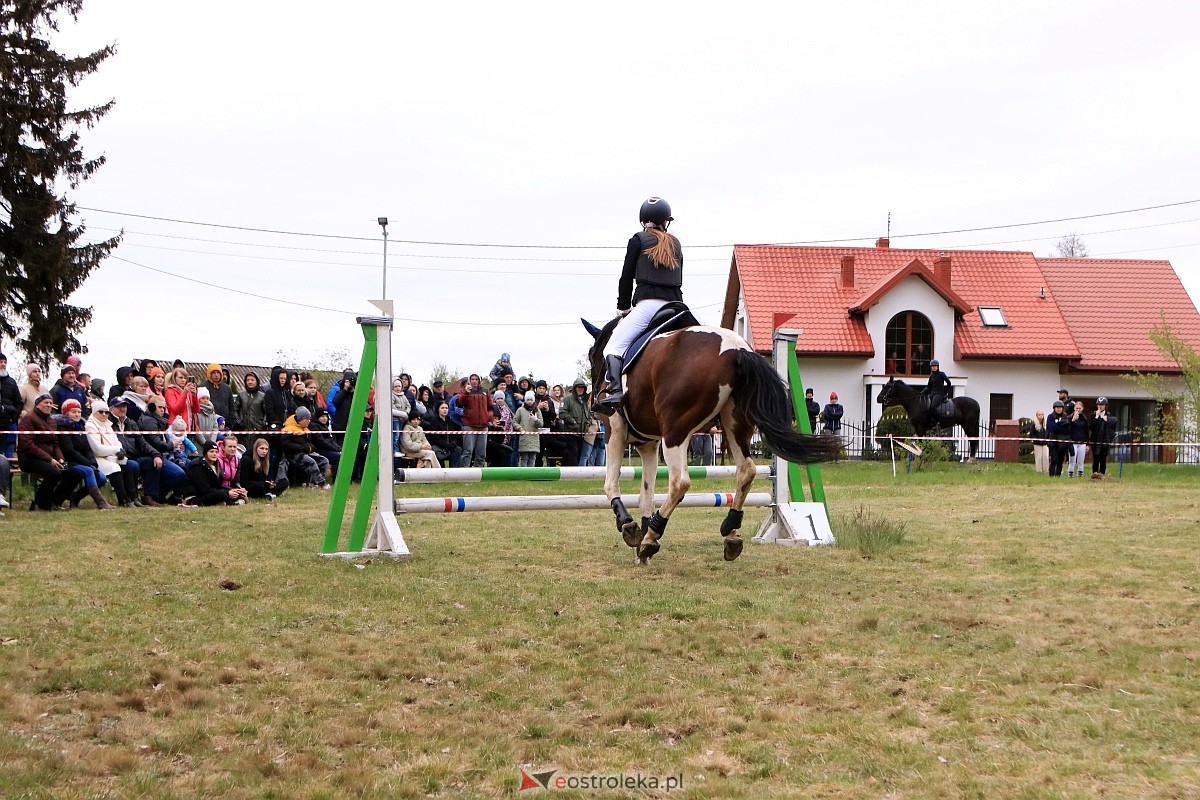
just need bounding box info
[0,351,612,515]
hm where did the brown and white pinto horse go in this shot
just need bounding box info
[584,317,840,564]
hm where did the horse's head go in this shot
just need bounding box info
[581,316,620,398]
[877,377,899,406]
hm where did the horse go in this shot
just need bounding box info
[583,317,841,564]
[876,377,982,462]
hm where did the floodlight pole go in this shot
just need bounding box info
[378,217,389,300]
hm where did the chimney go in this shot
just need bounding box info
[933,252,951,285]
[875,237,890,249]
[840,254,855,288]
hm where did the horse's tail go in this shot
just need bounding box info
[732,349,841,464]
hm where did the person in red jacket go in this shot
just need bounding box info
[457,374,492,468]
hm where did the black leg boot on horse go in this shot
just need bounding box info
[592,355,624,415]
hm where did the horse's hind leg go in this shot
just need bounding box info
[637,440,688,564]
[718,408,755,561]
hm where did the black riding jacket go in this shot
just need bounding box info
[617,231,683,311]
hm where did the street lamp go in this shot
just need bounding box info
[377,216,389,299]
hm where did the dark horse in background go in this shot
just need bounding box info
[876,377,982,462]
[584,316,840,564]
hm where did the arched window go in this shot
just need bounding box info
[885,312,934,376]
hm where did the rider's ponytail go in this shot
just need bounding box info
[643,228,681,270]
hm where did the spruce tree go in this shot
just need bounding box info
[0,0,120,363]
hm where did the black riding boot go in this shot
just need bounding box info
[592,355,625,415]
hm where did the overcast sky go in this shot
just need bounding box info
[25,1,1200,391]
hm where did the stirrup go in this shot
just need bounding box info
[592,392,622,415]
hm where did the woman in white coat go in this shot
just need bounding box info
[85,400,142,507]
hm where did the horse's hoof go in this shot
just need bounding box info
[723,535,744,562]
[621,521,641,548]
[638,539,661,561]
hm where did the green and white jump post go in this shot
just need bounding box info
[320,321,833,557]
[750,327,835,546]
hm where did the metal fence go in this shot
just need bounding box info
[697,423,1200,465]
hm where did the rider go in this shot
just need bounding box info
[923,359,953,416]
[592,197,683,415]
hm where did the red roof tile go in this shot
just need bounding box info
[1037,258,1200,372]
[727,246,1082,360]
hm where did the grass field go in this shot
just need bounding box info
[1,461,1198,799]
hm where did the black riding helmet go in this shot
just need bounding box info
[639,197,673,226]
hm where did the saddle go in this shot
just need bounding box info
[618,301,700,374]
[930,398,956,424]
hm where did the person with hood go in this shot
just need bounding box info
[457,374,492,468]
[88,377,106,405]
[108,365,135,402]
[0,351,21,458]
[202,363,234,422]
[56,398,115,510]
[51,364,88,413]
[559,378,593,467]
[192,387,219,448]
[281,406,331,489]
[489,353,514,386]
[329,372,357,444]
[20,363,49,417]
[85,399,141,507]
[238,371,267,433]
[512,390,544,467]
[177,441,245,507]
[262,366,295,432]
[309,407,342,477]
[327,368,355,418]
[238,437,288,500]
[18,393,82,510]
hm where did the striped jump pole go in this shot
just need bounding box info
[395,465,771,484]
[396,492,773,515]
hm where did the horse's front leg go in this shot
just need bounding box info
[637,439,690,563]
[603,419,639,547]
[635,441,667,563]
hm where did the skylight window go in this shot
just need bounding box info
[979,306,1008,327]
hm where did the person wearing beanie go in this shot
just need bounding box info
[193,386,219,449]
[20,363,48,418]
[281,404,331,489]
[56,397,115,510]
[18,393,83,510]
[400,411,439,469]
[202,362,235,423]
[51,363,87,414]
[804,388,820,433]
[512,390,544,467]
[821,391,844,436]
[0,351,21,458]
[308,407,342,478]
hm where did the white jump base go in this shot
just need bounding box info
[395,492,773,514]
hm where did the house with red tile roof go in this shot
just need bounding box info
[721,239,1200,445]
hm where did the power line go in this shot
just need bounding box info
[79,198,1200,250]
[109,254,733,325]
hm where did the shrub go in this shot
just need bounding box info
[834,505,907,557]
[874,408,916,458]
